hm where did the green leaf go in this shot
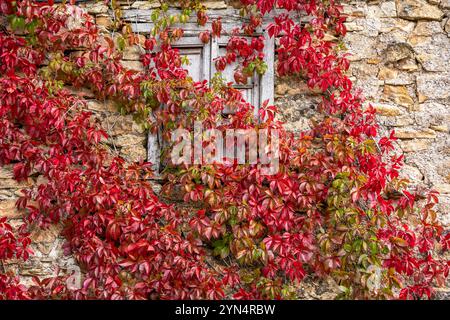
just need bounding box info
[151,10,160,23]
[10,15,26,30]
[116,35,126,51]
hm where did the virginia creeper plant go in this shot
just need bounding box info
[0,0,449,300]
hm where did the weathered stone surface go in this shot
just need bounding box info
[384,43,414,62]
[416,73,450,101]
[378,67,398,80]
[114,134,147,147]
[298,276,340,300]
[366,57,382,64]
[400,165,424,181]
[399,139,430,152]
[96,15,114,30]
[374,103,403,116]
[0,190,15,200]
[121,60,144,71]
[83,2,108,14]
[394,128,437,139]
[275,78,318,96]
[382,115,415,127]
[105,115,144,136]
[444,146,450,156]
[354,77,382,99]
[0,167,13,179]
[30,224,63,244]
[105,115,145,136]
[379,68,415,85]
[345,22,364,32]
[350,62,379,80]
[430,124,449,132]
[0,178,31,189]
[275,83,290,96]
[378,27,412,44]
[6,260,49,276]
[396,0,444,21]
[435,287,450,299]
[395,58,419,71]
[411,21,443,36]
[357,16,383,37]
[283,117,311,133]
[379,18,415,34]
[132,0,227,9]
[427,0,440,5]
[438,161,450,182]
[380,1,398,17]
[383,85,415,107]
[122,45,145,61]
[441,0,450,9]
[121,145,148,162]
[444,18,450,34]
[86,100,117,113]
[0,200,22,218]
[36,175,48,186]
[344,33,377,61]
[342,4,367,18]
[131,1,160,9]
[65,86,95,99]
[410,33,450,72]
[204,1,228,9]
[435,184,450,194]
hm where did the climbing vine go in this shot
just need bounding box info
[0,0,449,300]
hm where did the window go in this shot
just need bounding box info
[174,37,212,83]
[145,22,275,174]
[211,35,274,117]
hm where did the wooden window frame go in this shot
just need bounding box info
[211,35,274,118]
[147,31,274,175]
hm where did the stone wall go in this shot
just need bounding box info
[346,0,450,219]
[1,0,449,296]
[277,0,450,225]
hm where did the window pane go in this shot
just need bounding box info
[218,45,254,86]
[178,47,203,82]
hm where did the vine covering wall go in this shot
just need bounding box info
[0,0,449,299]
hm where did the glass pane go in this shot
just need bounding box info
[218,46,254,86]
[178,47,203,82]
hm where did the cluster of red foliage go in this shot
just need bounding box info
[0,0,222,300]
[0,0,449,300]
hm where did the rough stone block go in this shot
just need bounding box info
[399,139,430,152]
[105,114,145,136]
[0,200,22,218]
[84,2,108,14]
[440,0,450,9]
[0,167,13,179]
[121,60,144,72]
[384,43,414,62]
[121,145,148,163]
[394,128,437,139]
[96,15,114,29]
[374,103,403,116]
[435,184,450,194]
[383,85,415,107]
[122,45,145,61]
[417,73,450,101]
[400,165,424,181]
[30,224,63,244]
[396,0,444,21]
[114,134,147,147]
[86,100,117,113]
